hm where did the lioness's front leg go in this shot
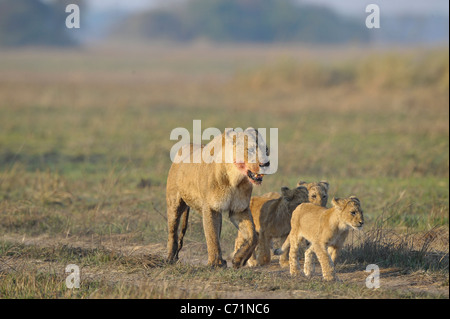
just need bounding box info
[230,208,258,269]
[202,208,227,268]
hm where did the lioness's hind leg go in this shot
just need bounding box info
[166,197,188,263]
[230,209,258,269]
[177,207,190,255]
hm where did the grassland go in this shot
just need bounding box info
[0,44,448,299]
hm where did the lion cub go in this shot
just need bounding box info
[262,181,329,207]
[297,181,329,207]
[234,186,309,266]
[284,196,364,281]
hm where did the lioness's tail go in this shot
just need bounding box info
[273,235,291,256]
[177,207,190,254]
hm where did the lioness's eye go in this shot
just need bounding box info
[350,211,356,216]
[312,195,316,198]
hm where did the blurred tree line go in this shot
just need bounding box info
[0,0,83,47]
[0,0,369,46]
[114,0,369,43]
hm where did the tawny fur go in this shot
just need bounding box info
[262,181,329,207]
[244,181,330,267]
[234,186,310,267]
[281,196,364,281]
[297,181,329,208]
[166,128,270,269]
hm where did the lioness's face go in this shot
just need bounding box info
[229,128,270,185]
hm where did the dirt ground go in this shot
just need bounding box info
[1,233,447,299]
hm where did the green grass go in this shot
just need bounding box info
[0,45,448,298]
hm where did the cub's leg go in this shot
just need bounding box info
[303,245,315,277]
[230,208,258,269]
[314,244,335,281]
[233,231,245,258]
[202,207,227,268]
[246,243,259,267]
[278,234,290,268]
[328,234,346,264]
[166,197,189,263]
[256,231,271,266]
[245,233,259,267]
[327,245,339,264]
[289,234,302,276]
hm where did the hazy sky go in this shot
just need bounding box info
[304,0,449,16]
[88,0,449,16]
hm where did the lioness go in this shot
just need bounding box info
[281,196,364,281]
[243,186,310,267]
[166,128,271,268]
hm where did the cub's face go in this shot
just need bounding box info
[297,181,329,207]
[281,186,309,211]
[332,196,364,230]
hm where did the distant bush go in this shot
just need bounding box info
[113,0,369,44]
[234,49,449,91]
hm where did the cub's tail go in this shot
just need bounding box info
[273,235,291,255]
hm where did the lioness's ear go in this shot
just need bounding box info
[319,181,329,191]
[297,181,307,187]
[331,197,345,209]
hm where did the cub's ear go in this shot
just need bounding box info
[295,186,309,200]
[295,185,308,192]
[297,181,307,187]
[319,181,329,191]
[349,196,360,205]
[331,197,345,209]
[281,186,293,201]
